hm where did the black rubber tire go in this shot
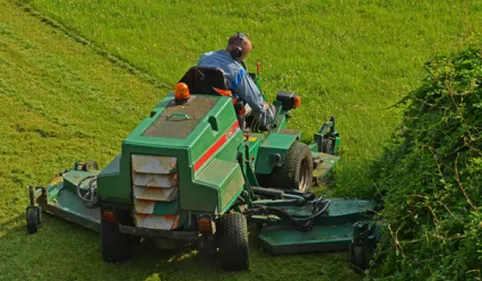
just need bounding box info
[261,141,313,192]
[100,209,133,262]
[349,243,368,272]
[218,213,249,271]
[26,209,39,234]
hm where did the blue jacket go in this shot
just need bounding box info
[197,50,275,126]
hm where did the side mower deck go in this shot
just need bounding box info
[29,165,377,255]
[31,169,101,232]
[256,199,376,254]
[27,159,378,272]
[313,152,340,184]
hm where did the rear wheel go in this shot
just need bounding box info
[218,213,249,271]
[26,208,40,234]
[260,141,313,192]
[100,208,133,262]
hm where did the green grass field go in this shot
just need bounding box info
[1,0,481,280]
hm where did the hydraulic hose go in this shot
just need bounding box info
[246,199,331,231]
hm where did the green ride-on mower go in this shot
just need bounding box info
[26,64,379,271]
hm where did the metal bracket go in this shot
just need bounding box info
[167,113,191,120]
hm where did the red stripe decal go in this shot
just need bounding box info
[194,120,239,172]
[227,120,240,136]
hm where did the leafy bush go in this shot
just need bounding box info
[368,40,482,280]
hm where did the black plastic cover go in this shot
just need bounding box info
[276,91,298,110]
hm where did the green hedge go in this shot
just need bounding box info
[369,39,482,280]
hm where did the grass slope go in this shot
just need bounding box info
[28,0,482,192]
[0,1,358,280]
[1,0,482,280]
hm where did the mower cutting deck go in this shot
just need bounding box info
[254,198,377,252]
[26,64,378,271]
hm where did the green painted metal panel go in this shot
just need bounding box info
[245,137,263,186]
[247,135,263,158]
[122,95,235,151]
[178,184,218,213]
[143,96,218,139]
[255,133,298,175]
[334,136,341,153]
[213,131,244,165]
[149,94,172,117]
[260,133,296,149]
[252,198,375,225]
[259,223,354,254]
[272,110,289,133]
[189,97,241,168]
[46,182,63,202]
[151,200,179,214]
[279,128,301,139]
[257,198,376,254]
[37,171,102,231]
[309,142,319,153]
[62,170,95,193]
[195,158,245,213]
[320,199,376,224]
[219,167,244,212]
[55,186,101,224]
[97,155,125,203]
[313,153,341,182]
[97,94,244,214]
[100,155,121,177]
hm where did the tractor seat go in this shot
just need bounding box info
[179,66,251,119]
[179,66,272,132]
[179,66,231,96]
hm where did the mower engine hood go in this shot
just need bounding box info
[97,94,245,217]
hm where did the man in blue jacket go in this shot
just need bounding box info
[197,32,276,128]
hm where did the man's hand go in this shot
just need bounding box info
[267,103,277,117]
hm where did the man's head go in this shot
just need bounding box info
[226,32,252,62]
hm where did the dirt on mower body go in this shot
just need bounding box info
[26,65,378,271]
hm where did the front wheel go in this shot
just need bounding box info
[100,208,133,262]
[218,213,249,271]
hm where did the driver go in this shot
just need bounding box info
[197,32,276,128]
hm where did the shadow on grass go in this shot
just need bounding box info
[0,212,361,281]
[0,213,25,231]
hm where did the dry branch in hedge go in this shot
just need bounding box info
[369,40,482,281]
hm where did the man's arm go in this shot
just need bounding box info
[232,68,275,127]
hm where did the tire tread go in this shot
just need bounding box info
[219,213,249,271]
